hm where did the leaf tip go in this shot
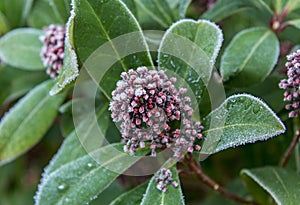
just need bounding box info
[230,93,286,133]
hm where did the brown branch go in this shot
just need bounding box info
[280,128,300,167]
[186,153,257,205]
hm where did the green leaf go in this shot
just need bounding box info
[36,102,126,204]
[166,0,179,9]
[134,0,177,28]
[0,12,10,35]
[158,19,223,103]
[164,0,191,19]
[73,0,153,99]
[4,0,34,27]
[110,182,148,205]
[42,131,87,177]
[179,0,192,18]
[60,115,74,137]
[35,143,147,205]
[230,73,286,113]
[144,30,164,51]
[0,65,48,104]
[241,166,300,205]
[0,80,66,166]
[0,28,44,70]
[296,139,300,174]
[285,0,300,13]
[141,166,184,205]
[274,0,289,13]
[43,101,110,176]
[202,0,273,22]
[0,1,4,13]
[288,19,300,30]
[93,182,125,205]
[121,0,137,16]
[160,19,223,65]
[27,0,70,28]
[50,5,79,96]
[220,27,279,87]
[200,94,285,155]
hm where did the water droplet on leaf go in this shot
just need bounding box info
[87,163,93,168]
[57,183,67,191]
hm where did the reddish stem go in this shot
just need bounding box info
[185,154,258,205]
[271,8,290,34]
[280,128,300,167]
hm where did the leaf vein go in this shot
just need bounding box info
[238,31,271,72]
[84,0,128,72]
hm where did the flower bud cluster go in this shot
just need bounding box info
[40,24,66,78]
[279,49,300,118]
[109,67,203,158]
[155,168,178,192]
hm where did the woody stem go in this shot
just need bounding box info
[185,153,258,205]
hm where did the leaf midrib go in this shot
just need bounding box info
[84,0,128,72]
[237,30,271,73]
[36,144,124,204]
[46,103,109,174]
[272,168,290,201]
[2,44,41,53]
[206,1,250,20]
[203,122,282,134]
[0,89,50,157]
[152,0,173,25]
[53,147,133,204]
[135,0,168,27]
[286,0,300,11]
[180,22,203,80]
[49,0,65,24]
[81,103,109,143]
[160,193,165,205]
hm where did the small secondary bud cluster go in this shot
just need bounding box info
[279,49,300,118]
[40,24,66,78]
[155,168,178,192]
[109,67,203,158]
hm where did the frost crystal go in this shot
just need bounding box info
[279,49,300,118]
[40,24,66,78]
[109,67,203,158]
[155,168,178,193]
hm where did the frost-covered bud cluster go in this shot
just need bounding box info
[279,49,300,118]
[155,168,178,192]
[39,24,66,78]
[109,67,203,158]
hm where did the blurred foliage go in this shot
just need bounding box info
[0,0,299,204]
